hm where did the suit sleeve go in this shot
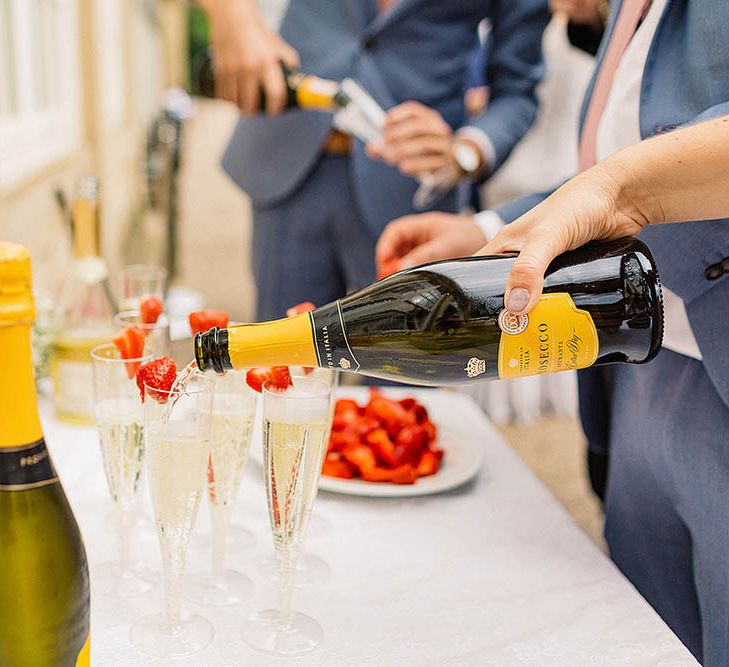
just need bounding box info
[461,0,550,174]
[494,186,561,224]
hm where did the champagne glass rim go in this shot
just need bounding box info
[143,373,215,398]
[91,342,153,364]
[120,264,168,278]
[262,376,330,399]
[113,310,169,330]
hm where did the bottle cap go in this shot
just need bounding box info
[0,242,35,326]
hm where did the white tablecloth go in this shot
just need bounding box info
[42,388,696,666]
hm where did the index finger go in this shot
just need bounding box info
[375,215,432,265]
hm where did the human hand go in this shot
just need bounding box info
[206,0,299,115]
[376,212,488,273]
[549,0,605,29]
[368,102,473,179]
[476,163,650,314]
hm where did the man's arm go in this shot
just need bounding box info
[463,0,551,175]
[196,0,299,115]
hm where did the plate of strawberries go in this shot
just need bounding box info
[318,387,484,497]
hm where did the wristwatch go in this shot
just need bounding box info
[453,139,482,178]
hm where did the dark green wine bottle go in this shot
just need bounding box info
[0,242,90,666]
[195,237,663,386]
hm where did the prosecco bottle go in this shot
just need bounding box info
[0,242,90,666]
[196,238,663,386]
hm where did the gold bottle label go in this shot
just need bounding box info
[497,293,599,379]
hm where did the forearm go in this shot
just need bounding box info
[604,115,729,225]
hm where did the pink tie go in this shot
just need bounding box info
[377,0,397,14]
[578,0,652,171]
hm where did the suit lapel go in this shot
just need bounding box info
[362,0,421,40]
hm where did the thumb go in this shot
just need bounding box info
[502,235,561,315]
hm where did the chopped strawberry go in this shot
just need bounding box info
[365,395,416,438]
[189,309,229,336]
[328,431,360,453]
[140,295,163,325]
[376,258,400,281]
[112,326,146,379]
[393,424,429,466]
[207,455,216,502]
[245,366,293,393]
[321,456,355,479]
[285,301,316,318]
[416,449,443,477]
[341,444,378,473]
[361,464,417,484]
[365,428,400,468]
[136,356,177,402]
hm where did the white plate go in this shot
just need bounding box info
[249,387,485,498]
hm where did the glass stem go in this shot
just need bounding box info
[210,504,230,580]
[115,506,132,576]
[276,544,297,622]
[163,559,183,630]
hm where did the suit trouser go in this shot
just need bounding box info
[251,155,379,321]
[605,348,729,666]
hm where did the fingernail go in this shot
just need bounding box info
[505,288,530,313]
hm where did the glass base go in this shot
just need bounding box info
[93,561,153,598]
[130,612,214,658]
[241,609,322,656]
[258,551,331,589]
[184,568,253,606]
[227,524,257,552]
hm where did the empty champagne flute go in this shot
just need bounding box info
[118,264,167,312]
[113,310,170,358]
[129,373,214,658]
[90,343,153,597]
[241,376,333,656]
[185,370,257,606]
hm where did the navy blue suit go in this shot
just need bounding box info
[221,0,549,319]
[496,1,729,662]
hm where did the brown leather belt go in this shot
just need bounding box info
[322,129,352,155]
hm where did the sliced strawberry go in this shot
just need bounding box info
[341,444,378,474]
[416,449,442,477]
[136,356,177,402]
[365,428,400,468]
[189,309,229,336]
[207,455,216,502]
[245,366,293,393]
[112,326,146,379]
[321,456,355,479]
[140,295,163,325]
[393,424,429,466]
[267,366,293,391]
[360,463,417,484]
[376,258,400,281]
[285,301,316,318]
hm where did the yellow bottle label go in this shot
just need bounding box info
[75,634,90,666]
[497,293,599,379]
[296,76,338,110]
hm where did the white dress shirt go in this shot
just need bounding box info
[476,0,701,359]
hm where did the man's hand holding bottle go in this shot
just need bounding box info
[198,0,299,115]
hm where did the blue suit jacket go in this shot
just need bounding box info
[497,0,729,408]
[221,0,549,234]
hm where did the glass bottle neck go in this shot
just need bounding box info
[71,197,101,259]
[0,323,43,448]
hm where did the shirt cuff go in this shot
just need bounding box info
[456,126,496,177]
[473,210,505,242]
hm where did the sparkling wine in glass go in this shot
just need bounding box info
[185,370,256,606]
[241,376,332,656]
[129,373,214,658]
[91,343,153,597]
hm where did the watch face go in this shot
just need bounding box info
[455,143,480,174]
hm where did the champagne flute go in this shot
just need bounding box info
[185,370,256,606]
[130,373,215,658]
[118,264,167,312]
[258,368,338,588]
[113,310,171,358]
[90,343,154,597]
[241,376,332,655]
